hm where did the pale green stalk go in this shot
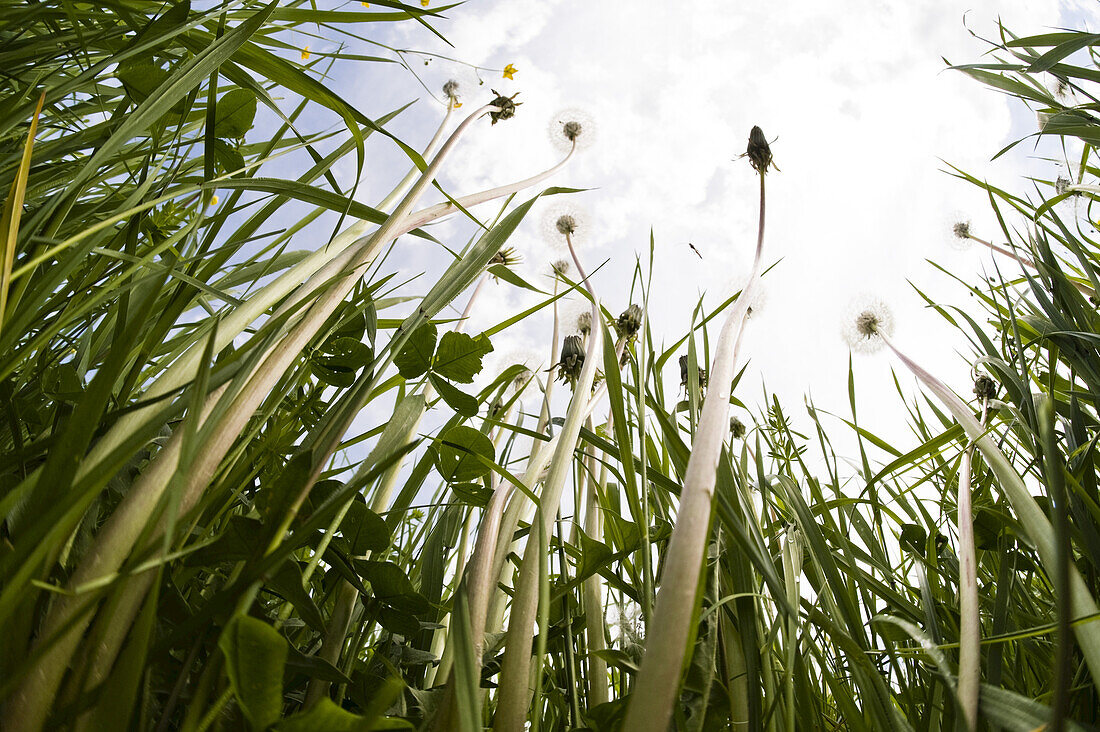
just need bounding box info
[496,229,604,729]
[781,525,803,732]
[881,332,1100,695]
[622,169,767,731]
[582,433,609,708]
[6,103,501,732]
[957,400,989,731]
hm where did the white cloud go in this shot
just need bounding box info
[360,0,1088,457]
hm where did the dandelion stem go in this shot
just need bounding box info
[623,161,768,731]
[957,399,989,732]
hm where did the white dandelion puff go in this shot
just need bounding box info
[841,296,895,354]
[539,202,590,252]
[560,299,593,336]
[945,210,974,251]
[547,107,596,154]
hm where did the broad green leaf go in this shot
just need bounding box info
[429,374,478,417]
[432,331,493,384]
[356,560,431,615]
[219,615,287,731]
[344,500,391,555]
[394,322,437,379]
[433,425,494,482]
[215,88,258,138]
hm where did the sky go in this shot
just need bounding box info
[300,0,1100,467]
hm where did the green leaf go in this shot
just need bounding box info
[432,331,493,384]
[575,528,613,584]
[394,322,437,379]
[429,374,478,417]
[212,138,246,177]
[356,560,430,615]
[310,337,372,388]
[215,88,258,138]
[344,500,390,555]
[449,482,493,507]
[117,59,172,103]
[267,562,325,632]
[219,615,287,731]
[433,425,494,483]
[377,605,422,637]
[277,698,371,732]
[184,516,264,565]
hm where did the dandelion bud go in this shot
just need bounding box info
[730,416,747,440]
[746,125,775,174]
[488,90,520,124]
[973,374,997,402]
[555,335,585,385]
[489,246,521,268]
[615,304,643,340]
[841,297,894,354]
[679,355,708,392]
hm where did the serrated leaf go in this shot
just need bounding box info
[394,322,437,379]
[433,425,494,483]
[432,331,493,383]
[215,88,257,138]
[219,616,287,732]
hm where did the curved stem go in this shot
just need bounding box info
[622,170,766,731]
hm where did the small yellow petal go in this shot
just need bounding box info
[453,100,462,108]
[361,1,369,5]
[502,63,517,80]
[208,195,219,207]
[300,46,310,61]
[421,0,429,5]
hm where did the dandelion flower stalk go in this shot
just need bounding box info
[623,125,773,731]
[876,328,1100,696]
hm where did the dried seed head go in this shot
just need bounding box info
[555,335,586,385]
[973,374,997,402]
[615,304,643,340]
[548,107,596,153]
[1056,175,1072,196]
[746,125,776,174]
[488,90,521,124]
[550,258,572,277]
[576,309,592,336]
[945,211,973,251]
[842,297,895,354]
[442,79,460,99]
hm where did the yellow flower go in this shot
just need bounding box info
[502,63,517,80]
[208,195,219,207]
[300,46,310,61]
[361,1,369,5]
[453,100,462,108]
[421,0,429,5]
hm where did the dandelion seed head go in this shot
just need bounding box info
[842,296,894,354]
[945,210,973,251]
[560,299,593,337]
[550,258,572,278]
[548,107,596,153]
[539,202,590,251]
[442,79,460,99]
[1056,175,1071,196]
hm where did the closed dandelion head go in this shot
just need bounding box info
[973,373,998,402]
[540,203,590,251]
[730,416,747,440]
[489,246,521,268]
[488,90,521,124]
[745,125,777,173]
[679,354,708,392]
[842,297,894,354]
[548,107,596,153]
[614,304,643,341]
[554,335,586,386]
